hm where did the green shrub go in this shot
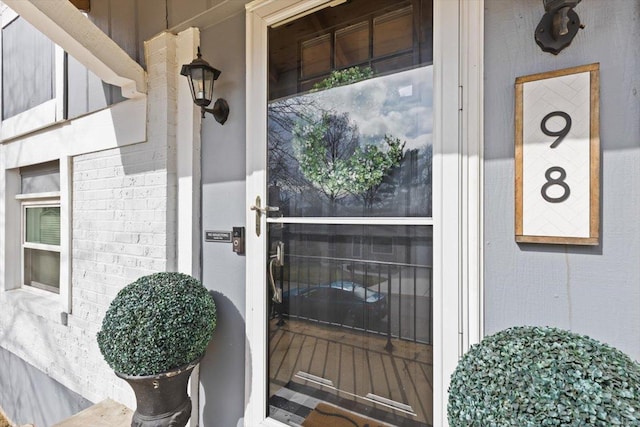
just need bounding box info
[311,66,374,91]
[97,272,217,376]
[448,326,640,426]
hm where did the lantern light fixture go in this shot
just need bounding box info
[180,47,230,124]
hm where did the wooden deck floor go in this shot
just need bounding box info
[269,318,433,426]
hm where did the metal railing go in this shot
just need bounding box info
[275,254,433,347]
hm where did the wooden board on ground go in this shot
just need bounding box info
[52,399,132,427]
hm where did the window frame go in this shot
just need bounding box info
[246,1,483,425]
[20,196,62,294]
[3,158,72,319]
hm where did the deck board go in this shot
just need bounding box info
[269,318,433,425]
[52,399,132,427]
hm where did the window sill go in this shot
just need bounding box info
[0,99,61,143]
[16,191,61,201]
[1,287,65,325]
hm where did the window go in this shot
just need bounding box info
[301,34,331,78]
[1,8,125,139]
[269,0,432,98]
[0,8,63,139]
[18,161,61,293]
[335,21,369,69]
[23,204,61,293]
[1,16,55,120]
[373,7,414,57]
[371,235,394,255]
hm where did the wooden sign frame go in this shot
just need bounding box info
[515,63,600,245]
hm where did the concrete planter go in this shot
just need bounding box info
[115,358,201,427]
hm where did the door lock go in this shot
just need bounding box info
[250,196,279,236]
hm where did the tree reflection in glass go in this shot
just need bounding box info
[268,66,433,217]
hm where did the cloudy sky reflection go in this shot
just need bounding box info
[309,65,433,152]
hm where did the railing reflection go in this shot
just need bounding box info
[274,254,432,347]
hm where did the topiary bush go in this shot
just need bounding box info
[448,326,640,426]
[311,66,374,91]
[97,272,217,376]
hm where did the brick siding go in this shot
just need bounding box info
[0,32,179,407]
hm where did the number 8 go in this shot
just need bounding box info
[541,166,570,203]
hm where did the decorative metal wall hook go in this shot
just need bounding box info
[535,0,584,55]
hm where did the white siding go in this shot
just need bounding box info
[484,0,640,360]
[0,31,179,408]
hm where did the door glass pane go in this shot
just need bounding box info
[268,1,433,425]
[269,224,433,426]
[268,65,432,217]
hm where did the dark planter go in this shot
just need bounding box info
[116,358,201,427]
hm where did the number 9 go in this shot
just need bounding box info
[541,111,571,149]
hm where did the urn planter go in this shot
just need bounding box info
[116,358,201,427]
[97,272,217,427]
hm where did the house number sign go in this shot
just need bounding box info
[515,63,600,245]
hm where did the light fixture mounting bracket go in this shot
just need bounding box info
[535,0,583,55]
[201,98,230,124]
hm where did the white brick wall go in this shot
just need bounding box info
[67,143,171,404]
[0,32,181,408]
[73,146,170,285]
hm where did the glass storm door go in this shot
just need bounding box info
[264,1,435,425]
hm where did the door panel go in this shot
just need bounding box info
[266,1,434,425]
[268,225,433,426]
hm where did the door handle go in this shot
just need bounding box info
[250,196,279,236]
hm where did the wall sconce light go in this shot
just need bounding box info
[535,0,583,55]
[180,47,230,124]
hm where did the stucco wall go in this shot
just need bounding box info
[484,0,640,360]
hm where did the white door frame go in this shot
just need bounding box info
[244,1,483,425]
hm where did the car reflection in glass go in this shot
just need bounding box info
[282,281,387,329]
